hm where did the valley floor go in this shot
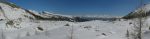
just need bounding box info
[0,20,134,39]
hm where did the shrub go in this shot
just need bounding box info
[101,33,106,36]
[37,27,44,31]
[84,26,92,29]
[65,24,70,26]
[6,20,14,26]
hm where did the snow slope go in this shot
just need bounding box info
[0,3,35,20]
[123,4,150,19]
[0,20,132,39]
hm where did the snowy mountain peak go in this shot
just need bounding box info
[141,4,150,12]
[0,3,36,21]
[123,4,150,19]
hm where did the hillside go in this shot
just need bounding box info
[123,4,150,19]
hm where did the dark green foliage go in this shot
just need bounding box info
[102,33,106,36]
[0,19,3,21]
[6,20,14,25]
[65,24,70,26]
[123,12,134,19]
[73,17,90,22]
[129,22,132,25]
[84,26,92,29]
[23,15,34,20]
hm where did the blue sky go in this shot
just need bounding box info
[7,0,150,16]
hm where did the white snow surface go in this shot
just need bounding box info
[0,20,132,39]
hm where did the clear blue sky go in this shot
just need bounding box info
[7,0,150,16]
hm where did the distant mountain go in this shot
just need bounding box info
[0,0,123,23]
[0,0,76,22]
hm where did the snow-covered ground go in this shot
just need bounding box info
[0,18,150,39]
[0,20,132,39]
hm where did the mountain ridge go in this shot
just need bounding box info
[123,4,150,19]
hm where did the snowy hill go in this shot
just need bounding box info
[123,4,150,19]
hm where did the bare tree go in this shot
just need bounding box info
[128,18,142,39]
[70,24,74,39]
[137,18,142,39]
[1,29,5,39]
[130,0,144,39]
[126,30,129,39]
